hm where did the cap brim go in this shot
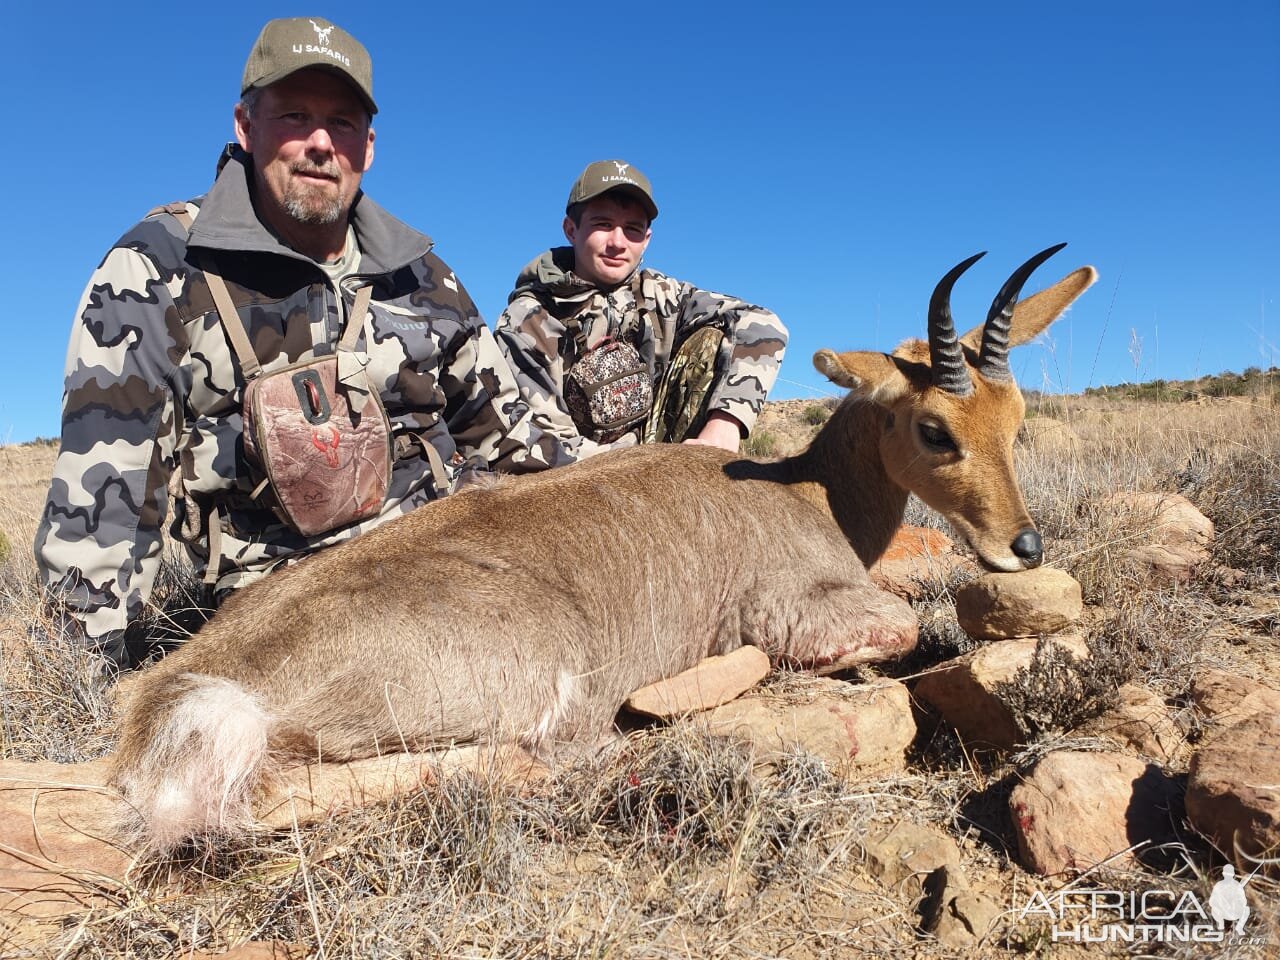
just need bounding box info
[246,64,378,115]
[571,182,658,221]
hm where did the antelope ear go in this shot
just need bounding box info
[961,266,1098,351]
[814,349,910,405]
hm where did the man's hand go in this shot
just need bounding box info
[683,411,743,453]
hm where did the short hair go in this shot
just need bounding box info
[567,189,652,228]
[238,86,261,120]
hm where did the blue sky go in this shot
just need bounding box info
[1,1,1276,443]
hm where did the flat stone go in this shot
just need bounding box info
[913,634,1090,751]
[0,758,125,924]
[869,525,975,601]
[862,820,961,893]
[920,864,1002,947]
[623,645,770,718]
[1009,750,1182,876]
[0,745,549,933]
[955,569,1083,640]
[1105,491,1213,552]
[187,943,308,960]
[1103,491,1214,583]
[1190,668,1280,730]
[704,678,915,776]
[1185,712,1280,874]
[1082,683,1188,765]
[260,744,550,830]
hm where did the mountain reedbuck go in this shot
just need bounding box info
[113,245,1096,853]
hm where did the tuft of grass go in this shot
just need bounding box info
[802,403,831,426]
[741,427,778,458]
[1194,448,1280,584]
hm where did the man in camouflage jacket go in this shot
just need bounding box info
[35,18,564,665]
[495,160,789,460]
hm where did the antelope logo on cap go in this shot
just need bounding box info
[613,162,630,175]
[309,20,335,45]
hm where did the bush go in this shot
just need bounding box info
[743,429,778,457]
[802,404,830,426]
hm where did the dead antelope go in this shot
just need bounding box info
[112,245,1096,854]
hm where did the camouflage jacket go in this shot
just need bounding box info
[36,146,566,649]
[495,247,788,460]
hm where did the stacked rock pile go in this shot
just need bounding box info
[913,567,1086,751]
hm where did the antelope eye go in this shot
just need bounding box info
[918,422,957,452]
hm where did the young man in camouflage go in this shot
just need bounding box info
[495,161,789,460]
[35,18,565,667]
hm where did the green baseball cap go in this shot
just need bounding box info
[242,17,377,115]
[566,160,658,221]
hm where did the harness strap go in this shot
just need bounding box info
[203,504,223,586]
[336,284,375,414]
[201,259,262,378]
[393,431,452,495]
[565,270,662,358]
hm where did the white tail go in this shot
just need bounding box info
[114,674,273,853]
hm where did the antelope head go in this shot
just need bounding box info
[815,245,1097,572]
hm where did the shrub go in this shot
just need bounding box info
[802,404,830,426]
[743,428,778,457]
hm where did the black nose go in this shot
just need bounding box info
[1011,528,1043,567]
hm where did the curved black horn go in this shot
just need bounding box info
[976,243,1068,381]
[928,252,986,396]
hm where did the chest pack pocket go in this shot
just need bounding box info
[562,271,673,444]
[161,203,394,552]
[234,279,393,537]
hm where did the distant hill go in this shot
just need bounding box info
[1079,366,1279,403]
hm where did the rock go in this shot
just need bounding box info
[913,634,1090,751]
[0,758,126,925]
[954,569,1082,639]
[187,943,308,960]
[920,865,1002,947]
[703,678,915,776]
[623,645,770,718]
[1185,712,1280,874]
[862,820,961,892]
[1190,668,1280,730]
[1082,683,1188,764]
[0,745,549,930]
[869,525,975,600]
[1103,491,1214,582]
[1009,750,1182,876]
[260,744,550,830]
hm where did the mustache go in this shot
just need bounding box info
[289,160,340,180]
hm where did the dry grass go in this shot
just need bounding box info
[2,392,1279,957]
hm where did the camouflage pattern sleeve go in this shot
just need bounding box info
[34,220,190,650]
[493,295,634,461]
[672,283,789,434]
[437,279,573,473]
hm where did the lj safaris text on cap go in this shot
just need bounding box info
[291,43,351,67]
